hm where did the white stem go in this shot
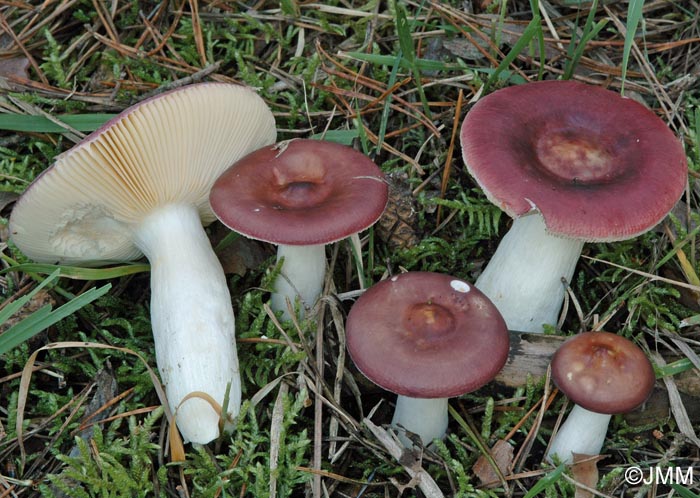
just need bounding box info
[271,244,326,320]
[391,396,449,447]
[475,214,584,333]
[547,404,611,464]
[133,203,240,444]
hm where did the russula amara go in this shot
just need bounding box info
[345,271,509,446]
[9,83,277,444]
[547,331,655,464]
[460,80,687,332]
[209,139,388,319]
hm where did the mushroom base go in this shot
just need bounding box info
[391,395,448,447]
[271,244,326,320]
[546,404,611,464]
[475,214,584,332]
[133,203,240,444]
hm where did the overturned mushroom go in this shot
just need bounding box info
[9,83,277,444]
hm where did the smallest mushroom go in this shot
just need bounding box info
[346,271,509,446]
[210,139,388,319]
[547,331,656,464]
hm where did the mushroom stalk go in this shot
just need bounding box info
[391,395,449,447]
[133,203,240,444]
[475,214,584,333]
[271,244,326,319]
[547,404,611,464]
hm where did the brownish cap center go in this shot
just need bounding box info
[403,303,457,350]
[535,130,616,184]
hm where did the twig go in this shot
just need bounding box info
[269,382,289,498]
[138,61,224,100]
[363,418,445,498]
[653,352,700,448]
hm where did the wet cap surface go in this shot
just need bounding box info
[210,139,388,245]
[460,80,687,242]
[551,331,655,414]
[346,272,509,398]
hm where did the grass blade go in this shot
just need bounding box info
[0,282,111,354]
[308,129,359,145]
[528,0,546,80]
[486,14,541,90]
[448,404,507,488]
[0,306,54,352]
[393,0,432,119]
[620,0,645,93]
[0,262,150,280]
[0,113,115,132]
[523,463,566,498]
[671,485,700,498]
[342,52,460,72]
[656,357,695,378]
[562,0,608,80]
[0,269,60,324]
[375,52,402,157]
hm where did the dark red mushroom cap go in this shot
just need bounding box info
[460,80,687,242]
[346,272,509,399]
[209,139,388,246]
[550,331,655,414]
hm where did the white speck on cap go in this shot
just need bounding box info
[450,280,470,293]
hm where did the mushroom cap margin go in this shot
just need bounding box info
[550,331,655,414]
[210,139,389,246]
[460,80,687,242]
[9,83,277,265]
[346,271,509,399]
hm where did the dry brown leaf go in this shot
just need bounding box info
[0,57,29,79]
[216,236,271,276]
[472,439,514,487]
[570,453,604,498]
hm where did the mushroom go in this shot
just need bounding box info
[546,331,655,464]
[345,271,509,446]
[9,83,277,444]
[209,139,388,319]
[460,80,687,332]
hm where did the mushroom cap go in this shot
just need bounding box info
[209,139,388,246]
[550,331,655,414]
[460,80,687,242]
[345,272,509,399]
[9,83,277,265]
